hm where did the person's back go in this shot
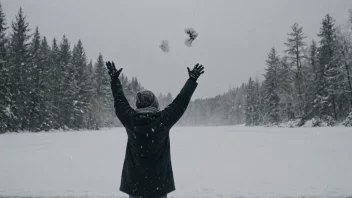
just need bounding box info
[106,61,204,198]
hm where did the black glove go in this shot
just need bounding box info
[187,63,205,81]
[106,61,123,80]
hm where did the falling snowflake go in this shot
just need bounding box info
[184,27,198,47]
[159,40,169,52]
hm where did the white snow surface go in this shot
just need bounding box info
[0,126,352,198]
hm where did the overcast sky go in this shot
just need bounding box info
[2,0,352,98]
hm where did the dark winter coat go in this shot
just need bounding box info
[110,77,197,198]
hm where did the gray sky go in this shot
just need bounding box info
[2,0,352,98]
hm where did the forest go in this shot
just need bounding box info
[1,3,352,133]
[181,11,352,128]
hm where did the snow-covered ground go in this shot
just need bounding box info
[0,126,351,198]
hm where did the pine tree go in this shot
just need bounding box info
[8,8,31,131]
[309,40,319,80]
[277,56,294,121]
[228,89,237,125]
[0,1,7,61]
[92,53,113,128]
[265,84,280,125]
[50,38,61,129]
[27,27,42,131]
[335,15,352,114]
[58,35,77,129]
[257,81,266,124]
[345,10,352,113]
[305,40,319,118]
[71,40,93,129]
[263,48,281,125]
[315,14,338,121]
[86,60,96,129]
[0,1,9,133]
[330,29,352,118]
[245,77,258,126]
[0,2,6,58]
[284,23,307,116]
[38,36,54,131]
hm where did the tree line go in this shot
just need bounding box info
[244,12,352,127]
[178,12,352,127]
[1,3,352,133]
[0,5,156,133]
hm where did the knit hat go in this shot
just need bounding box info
[136,90,159,110]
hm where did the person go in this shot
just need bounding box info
[106,61,205,198]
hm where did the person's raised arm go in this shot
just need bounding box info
[161,64,205,127]
[106,61,135,127]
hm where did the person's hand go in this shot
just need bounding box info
[106,61,123,80]
[187,63,205,81]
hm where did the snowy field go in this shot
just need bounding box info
[0,126,352,198]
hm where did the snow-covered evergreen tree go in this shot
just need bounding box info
[92,53,112,128]
[245,77,259,126]
[8,8,31,131]
[342,112,352,127]
[333,25,352,118]
[49,38,61,129]
[0,2,6,59]
[331,30,352,118]
[305,40,319,118]
[86,60,96,129]
[58,35,77,129]
[38,36,54,131]
[277,56,294,121]
[71,40,93,129]
[27,27,43,131]
[315,14,338,122]
[284,23,307,117]
[263,48,281,125]
[0,1,9,133]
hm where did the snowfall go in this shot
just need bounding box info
[0,126,352,198]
